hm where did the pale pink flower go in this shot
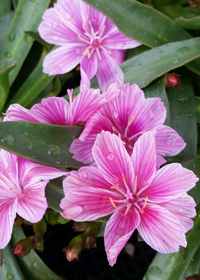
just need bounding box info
[0,149,66,249]
[60,131,198,266]
[4,85,119,125]
[70,83,186,168]
[38,0,141,91]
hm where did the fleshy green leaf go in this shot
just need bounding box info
[0,121,83,168]
[195,96,200,123]
[0,244,25,280]
[7,60,55,108]
[24,31,52,51]
[121,37,200,88]
[143,203,200,280]
[11,226,63,280]
[12,0,19,10]
[0,11,14,50]
[167,77,197,162]
[183,155,200,204]
[0,0,11,17]
[45,178,64,212]
[143,77,170,126]
[0,60,16,112]
[176,15,200,30]
[0,0,51,85]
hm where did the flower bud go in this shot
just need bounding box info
[85,235,96,249]
[186,276,199,280]
[63,234,86,262]
[164,73,181,88]
[33,234,44,251]
[12,238,33,257]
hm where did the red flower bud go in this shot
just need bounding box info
[63,234,86,262]
[12,238,33,257]
[33,234,44,251]
[164,73,181,88]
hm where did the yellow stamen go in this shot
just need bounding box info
[84,49,90,58]
[110,197,117,208]
[72,96,76,102]
[139,197,148,214]
[83,21,86,28]
[140,130,147,135]
[128,117,135,126]
[143,180,151,186]
[89,20,91,24]
[112,126,116,131]
[7,166,10,173]
[118,210,126,217]
[122,174,126,181]
[111,183,119,189]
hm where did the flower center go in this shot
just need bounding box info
[78,20,110,60]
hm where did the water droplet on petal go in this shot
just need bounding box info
[107,152,115,161]
[62,205,83,219]
[5,52,12,59]
[78,171,88,179]
[9,34,16,42]
[48,144,61,157]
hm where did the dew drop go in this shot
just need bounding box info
[1,134,14,145]
[24,132,29,136]
[17,9,22,14]
[9,34,16,42]
[6,272,14,280]
[29,0,36,2]
[113,111,119,118]
[177,46,190,56]
[56,161,60,164]
[5,52,12,59]
[107,152,115,161]
[78,171,88,179]
[24,34,33,44]
[31,261,38,269]
[48,144,61,157]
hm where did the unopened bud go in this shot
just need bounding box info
[164,73,181,88]
[186,276,199,280]
[33,235,44,251]
[85,236,96,249]
[188,0,200,10]
[12,238,33,257]
[63,234,86,262]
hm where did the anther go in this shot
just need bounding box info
[112,126,116,131]
[111,183,119,189]
[110,197,117,208]
[128,117,135,126]
[84,49,90,58]
[140,130,147,135]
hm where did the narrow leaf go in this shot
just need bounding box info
[0,60,16,112]
[0,121,83,168]
[7,60,55,108]
[143,203,200,280]
[0,11,14,50]
[11,226,63,280]
[121,37,200,88]
[176,16,200,30]
[45,178,65,212]
[167,77,197,162]
[0,0,50,85]
[0,0,11,17]
[195,96,200,123]
[24,31,52,51]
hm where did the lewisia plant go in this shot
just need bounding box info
[0,150,66,249]
[60,131,198,266]
[38,0,141,91]
[70,83,186,168]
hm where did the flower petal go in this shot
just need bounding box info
[131,131,156,193]
[159,194,196,232]
[0,200,17,249]
[38,7,79,45]
[144,163,199,203]
[42,45,84,75]
[4,104,40,122]
[80,53,98,82]
[138,204,187,253]
[110,49,126,65]
[92,131,135,189]
[60,167,121,221]
[155,125,186,157]
[104,206,140,266]
[17,181,48,223]
[96,51,123,92]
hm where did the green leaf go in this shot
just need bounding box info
[0,121,83,168]
[143,203,200,280]
[7,60,55,108]
[0,11,14,50]
[0,60,16,112]
[176,15,200,30]
[167,77,197,162]
[183,155,200,204]
[143,77,170,126]
[121,37,200,88]
[0,0,51,85]
[45,178,64,212]
[12,0,19,10]
[83,0,200,74]
[11,226,63,280]
[0,244,25,280]
[24,31,52,51]
[195,96,200,123]
[0,0,11,17]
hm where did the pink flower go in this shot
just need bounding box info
[38,0,141,91]
[0,149,66,249]
[70,83,186,168]
[4,85,119,125]
[60,131,198,266]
